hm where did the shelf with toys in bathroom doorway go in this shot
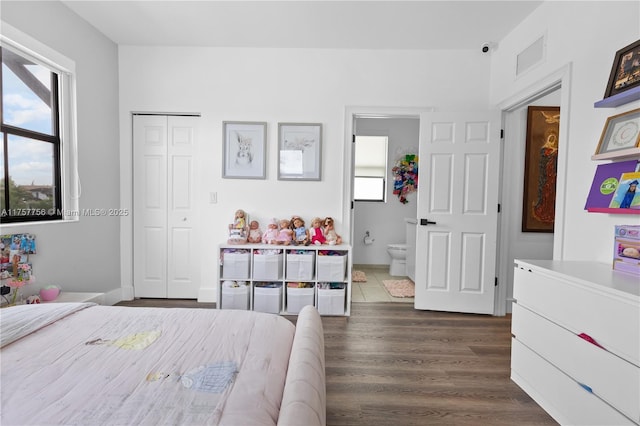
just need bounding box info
[219,210,352,316]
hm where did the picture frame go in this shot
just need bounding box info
[222,121,267,179]
[604,39,640,99]
[594,108,640,156]
[522,106,560,233]
[277,123,322,181]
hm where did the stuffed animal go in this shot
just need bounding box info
[247,220,262,243]
[262,218,279,244]
[309,217,326,245]
[291,216,309,246]
[324,217,342,245]
[275,219,293,245]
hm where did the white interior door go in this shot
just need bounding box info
[133,115,200,298]
[414,111,501,314]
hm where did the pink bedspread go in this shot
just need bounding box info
[1,303,296,425]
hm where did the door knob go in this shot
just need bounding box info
[420,218,437,226]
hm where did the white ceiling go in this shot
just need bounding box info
[60,1,543,50]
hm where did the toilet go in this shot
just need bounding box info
[387,243,407,276]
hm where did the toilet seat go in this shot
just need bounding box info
[388,243,407,250]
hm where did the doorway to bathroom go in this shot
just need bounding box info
[351,115,420,303]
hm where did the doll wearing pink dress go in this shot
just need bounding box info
[262,219,279,244]
[275,219,293,245]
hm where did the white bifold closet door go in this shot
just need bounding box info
[133,114,200,298]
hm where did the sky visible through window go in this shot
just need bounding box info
[2,61,54,186]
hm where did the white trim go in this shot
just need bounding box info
[494,63,572,316]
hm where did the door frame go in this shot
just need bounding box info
[342,106,434,251]
[494,63,572,315]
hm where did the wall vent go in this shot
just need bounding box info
[516,36,545,76]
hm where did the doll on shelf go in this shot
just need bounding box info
[228,209,249,244]
[232,209,247,230]
[247,220,262,243]
[262,218,279,244]
[275,219,293,245]
[324,217,342,245]
[309,217,326,245]
[291,216,310,246]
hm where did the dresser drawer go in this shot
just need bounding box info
[511,338,635,426]
[513,303,640,423]
[513,266,639,366]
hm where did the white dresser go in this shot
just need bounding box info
[511,259,639,425]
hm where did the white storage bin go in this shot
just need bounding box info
[286,286,315,314]
[222,251,250,279]
[221,284,249,310]
[253,253,283,280]
[317,253,347,281]
[286,252,315,280]
[317,287,346,315]
[253,285,282,314]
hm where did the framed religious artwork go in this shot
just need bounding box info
[522,106,560,233]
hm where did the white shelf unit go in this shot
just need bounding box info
[217,243,352,316]
[511,259,639,425]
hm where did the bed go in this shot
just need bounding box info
[0,303,326,426]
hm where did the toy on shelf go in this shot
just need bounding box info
[324,217,342,245]
[247,221,262,243]
[262,218,279,244]
[275,219,293,245]
[309,217,326,245]
[228,209,249,244]
[291,216,310,246]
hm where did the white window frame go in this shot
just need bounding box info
[1,22,79,224]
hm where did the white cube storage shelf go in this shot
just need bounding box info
[218,244,352,316]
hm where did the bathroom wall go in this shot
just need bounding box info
[353,117,419,265]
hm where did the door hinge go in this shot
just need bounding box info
[352,134,356,143]
[500,129,504,139]
[351,200,354,209]
[497,203,501,213]
[495,277,498,287]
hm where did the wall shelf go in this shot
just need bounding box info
[591,147,640,161]
[587,207,640,215]
[594,86,640,108]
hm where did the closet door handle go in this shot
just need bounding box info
[420,218,437,226]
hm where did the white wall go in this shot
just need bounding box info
[490,1,640,263]
[1,1,121,302]
[353,117,419,265]
[118,47,491,297]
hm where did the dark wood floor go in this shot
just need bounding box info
[114,299,557,426]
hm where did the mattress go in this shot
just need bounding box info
[1,303,308,426]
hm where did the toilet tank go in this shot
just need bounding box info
[405,218,417,281]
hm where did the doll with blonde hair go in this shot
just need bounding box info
[309,217,326,245]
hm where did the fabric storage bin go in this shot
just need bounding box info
[286,286,315,314]
[253,284,282,314]
[317,253,347,281]
[253,253,283,280]
[221,284,249,310]
[317,287,346,315]
[286,251,315,280]
[222,251,250,279]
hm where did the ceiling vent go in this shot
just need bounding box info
[516,36,545,76]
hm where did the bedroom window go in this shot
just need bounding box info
[354,136,388,202]
[0,46,63,223]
